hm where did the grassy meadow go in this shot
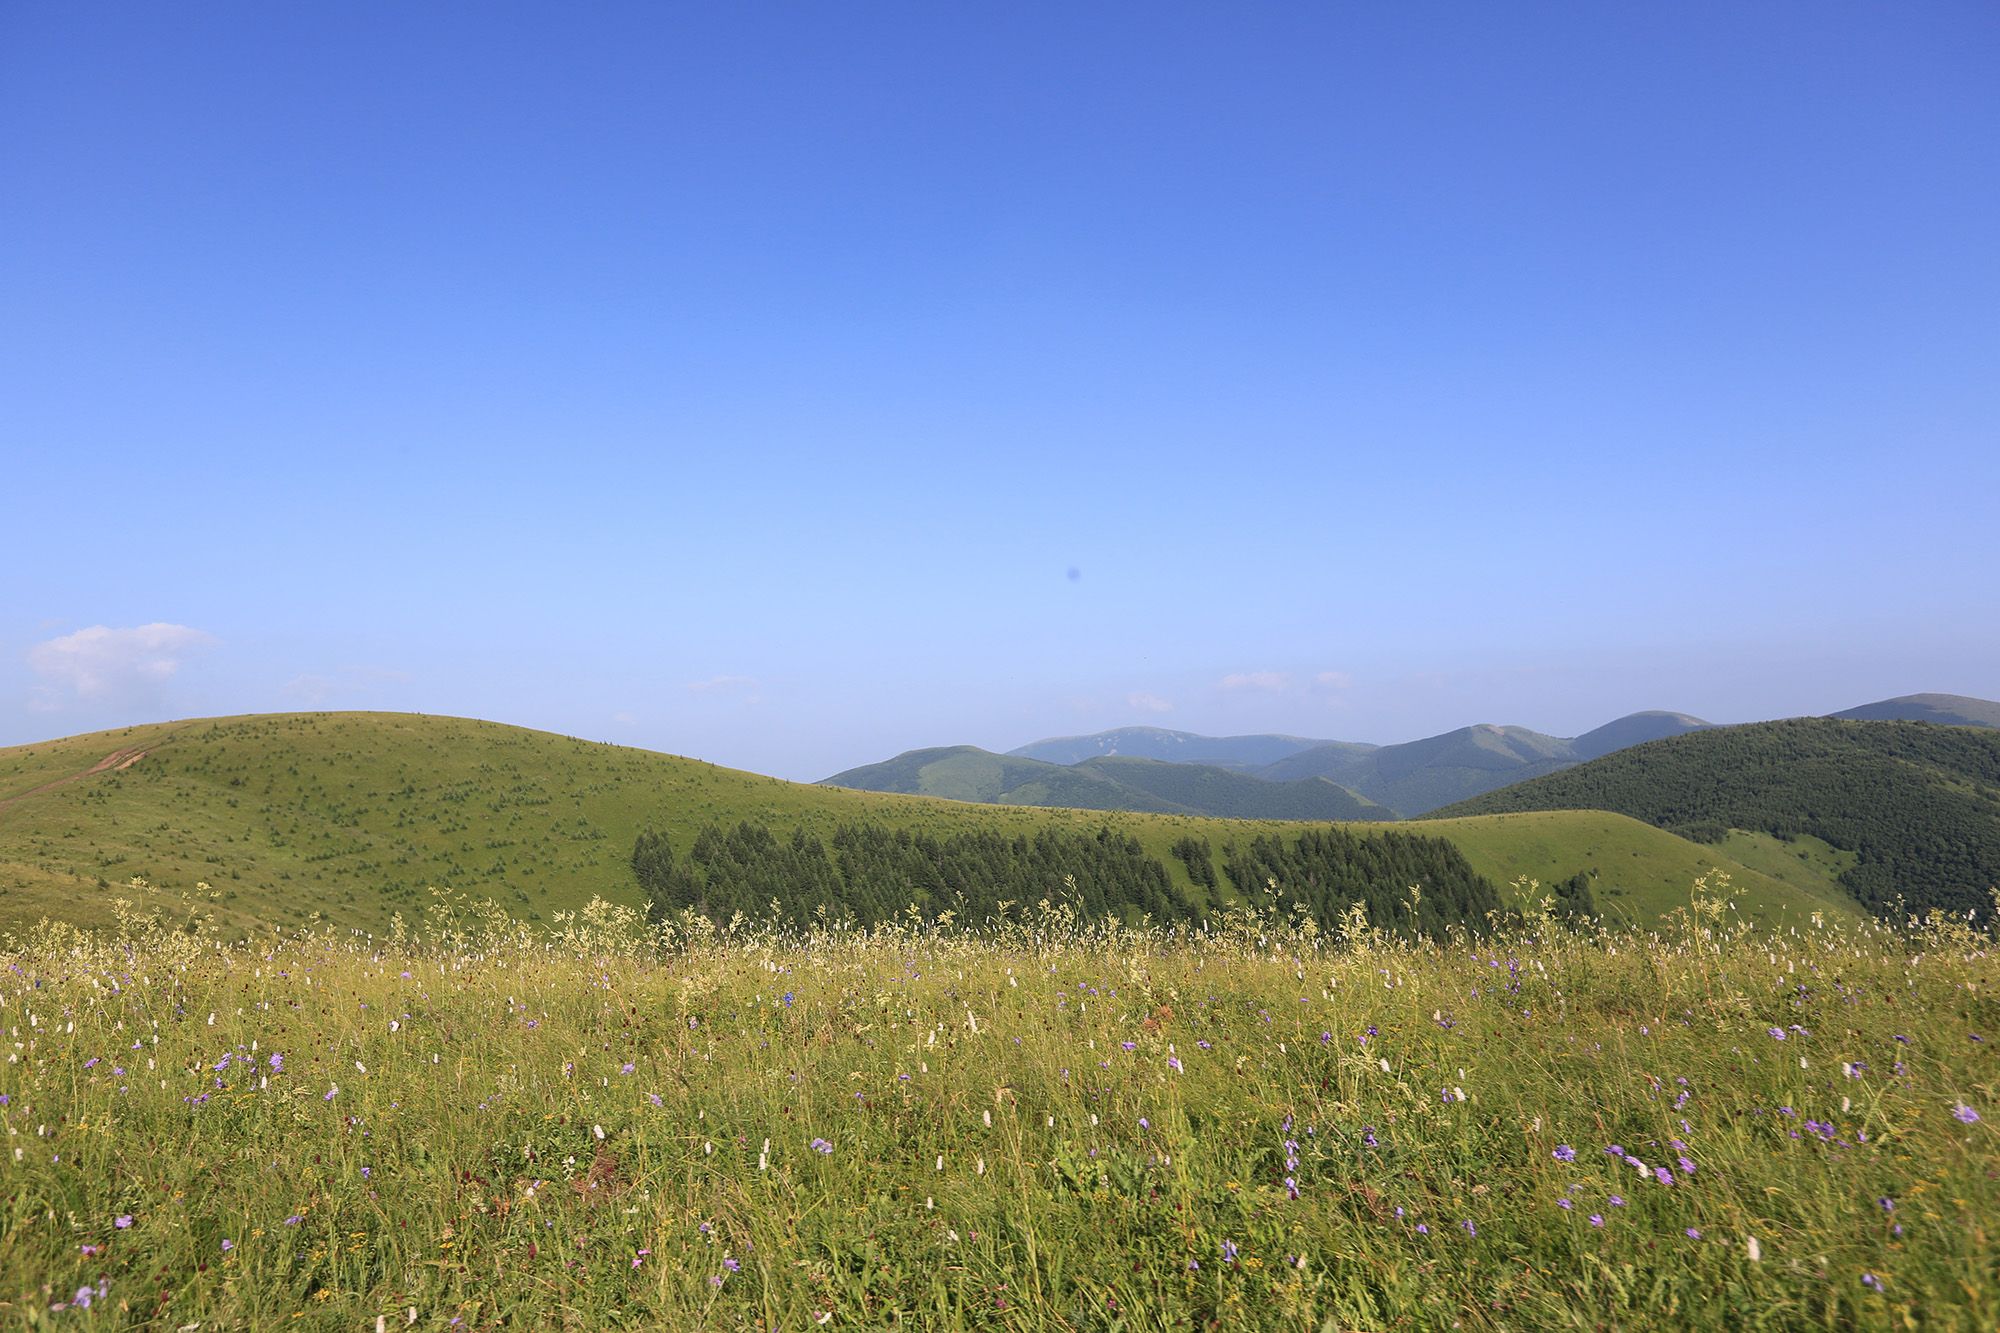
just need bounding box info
[1,882,1992,1330]
[0,714,1844,939]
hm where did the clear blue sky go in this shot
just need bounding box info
[4,3,1996,780]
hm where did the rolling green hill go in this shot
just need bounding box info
[0,712,1836,937]
[819,745,1162,808]
[1072,755,1389,821]
[1260,724,1574,813]
[821,746,1385,821]
[1429,718,2000,917]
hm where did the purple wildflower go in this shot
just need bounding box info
[1953,1104,1980,1124]
[1553,1145,1576,1162]
[809,1137,833,1154]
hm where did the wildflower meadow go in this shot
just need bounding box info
[1,878,1994,1329]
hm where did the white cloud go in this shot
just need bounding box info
[1219,671,1290,693]
[28,623,214,711]
[1127,691,1173,714]
[1315,671,1353,690]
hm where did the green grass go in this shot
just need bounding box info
[0,713,1842,939]
[1713,831,1859,911]
[1,894,1993,1329]
[1419,811,1860,925]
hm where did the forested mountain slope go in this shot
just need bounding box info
[1430,718,2000,917]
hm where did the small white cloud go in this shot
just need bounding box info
[612,710,638,725]
[28,623,214,711]
[1127,691,1173,714]
[1219,671,1289,694]
[687,674,758,695]
[1315,671,1353,690]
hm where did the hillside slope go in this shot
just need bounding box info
[1429,718,2000,917]
[0,713,1836,936]
[822,746,1383,821]
[1008,726,1343,770]
[1260,724,1579,814]
[1072,756,1389,821]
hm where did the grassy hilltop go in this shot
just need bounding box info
[0,712,1845,938]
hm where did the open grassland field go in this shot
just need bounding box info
[0,715,1838,939]
[1,894,1993,1330]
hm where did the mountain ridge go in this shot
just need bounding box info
[821,745,1389,821]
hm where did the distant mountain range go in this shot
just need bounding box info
[819,746,1392,821]
[823,694,1996,821]
[1009,728,1335,771]
[1828,693,2000,729]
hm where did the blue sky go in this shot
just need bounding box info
[4,3,1996,781]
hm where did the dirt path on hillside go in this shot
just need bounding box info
[0,746,150,815]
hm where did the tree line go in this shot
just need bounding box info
[1218,826,1505,937]
[634,819,1512,936]
[633,821,1190,927]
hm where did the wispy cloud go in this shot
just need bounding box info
[1219,670,1289,693]
[1127,691,1173,714]
[1315,671,1353,690]
[28,623,215,712]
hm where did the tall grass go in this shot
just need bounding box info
[1,878,1993,1329]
